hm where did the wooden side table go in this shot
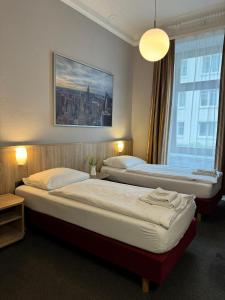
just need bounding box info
[90,172,110,180]
[0,194,25,248]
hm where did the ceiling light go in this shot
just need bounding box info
[139,0,170,62]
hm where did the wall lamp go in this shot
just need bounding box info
[16,147,27,165]
[117,141,124,153]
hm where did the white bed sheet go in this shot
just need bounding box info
[127,164,221,184]
[101,166,222,198]
[16,185,195,254]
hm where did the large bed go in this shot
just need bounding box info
[15,183,196,254]
[15,168,197,293]
[101,156,222,217]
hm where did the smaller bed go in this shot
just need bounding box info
[101,156,223,217]
[15,167,197,293]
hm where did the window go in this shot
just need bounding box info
[198,122,207,137]
[200,91,208,107]
[178,92,186,108]
[181,60,188,76]
[199,90,218,107]
[202,56,211,74]
[202,53,222,75]
[177,122,184,136]
[208,122,216,137]
[198,122,216,137]
[167,31,224,170]
[209,90,218,106]
[211,54,221,73]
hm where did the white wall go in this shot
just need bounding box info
[131,47,154,159]
[0,0,133,146]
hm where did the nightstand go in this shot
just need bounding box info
[0,194,25,248]
[90,172,110,180]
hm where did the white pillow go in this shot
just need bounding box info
[103,155,146,169]
[23,168,90,190]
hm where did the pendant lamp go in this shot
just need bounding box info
[139,0,170,62]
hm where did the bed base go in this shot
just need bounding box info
[195,190,222,219]
[25,208,196,293]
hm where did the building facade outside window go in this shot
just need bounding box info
[167,31,224,170]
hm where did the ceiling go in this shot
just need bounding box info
[61,0,225,45]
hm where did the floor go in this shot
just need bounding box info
[0,202,225,300]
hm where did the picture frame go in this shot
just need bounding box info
[53,53,113,127]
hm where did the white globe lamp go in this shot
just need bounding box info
[139,0,170,62]
[139,28,170,62]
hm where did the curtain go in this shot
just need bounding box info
[146,40,175,164]
[216,35,225,191]
[167,31,224,170]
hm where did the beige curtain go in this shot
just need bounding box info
[146,40,175,164]
[216,35,225,191]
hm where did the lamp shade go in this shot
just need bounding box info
[139,28,170,62]
[117,141,124,153]
[16,147,27,165]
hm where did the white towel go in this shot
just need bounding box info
[139,188,193,212]
[148,187,178,203]
[192,169,217,177]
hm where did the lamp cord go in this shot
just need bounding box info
[154,0,156,28]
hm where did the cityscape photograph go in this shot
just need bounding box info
[55,54,113,127]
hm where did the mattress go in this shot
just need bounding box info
[101,166,222,198]
[16,185,195,254]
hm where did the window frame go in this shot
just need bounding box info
[199,89,219,108]
[199,90,209,107]
[202,55,211,74]
[167,42,222,168]
[198,121,216,138]
[178,92,186,108]
[180,59,188,77]
[177,121,185,136]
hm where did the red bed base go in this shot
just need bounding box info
[25,208,196,285]
[195,190,222,216]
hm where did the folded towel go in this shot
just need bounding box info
[140,194,186,211]
[148,187,178,203]
[139,188,194,212]
[192,169,217,177]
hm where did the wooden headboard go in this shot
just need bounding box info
[0,139,132,194]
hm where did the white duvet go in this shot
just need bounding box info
[127,164,221,184]
[49,179,195,229]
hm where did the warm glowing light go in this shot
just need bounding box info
[117,141,124,153]
[16,147,27,165]
[139,28,170,62]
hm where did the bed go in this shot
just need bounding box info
[15,168,197,293]
[101,156,222,218]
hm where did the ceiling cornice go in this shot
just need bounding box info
[60,0,136,45]
[132,7,225,45]
[61,0,225,47]
[163,7,225,41]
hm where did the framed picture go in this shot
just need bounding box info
[54,53,113,127]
